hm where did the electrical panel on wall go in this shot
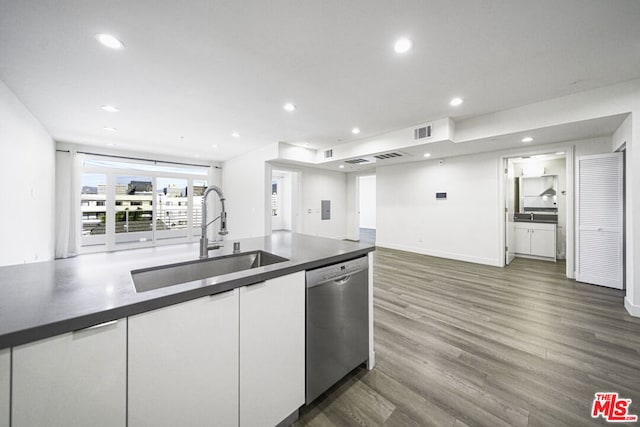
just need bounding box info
[321,200,331,220]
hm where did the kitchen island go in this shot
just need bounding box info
[0,233,375,427]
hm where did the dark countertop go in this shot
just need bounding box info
[514,219,558,224]
[514,213,558,224]
[0,233,374,349]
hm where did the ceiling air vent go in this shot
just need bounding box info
[414,124,433,140]
[344,158,369,164]
[373,152,404,160]
[324,149,333,159]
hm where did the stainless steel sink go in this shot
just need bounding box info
[131,250,289,293]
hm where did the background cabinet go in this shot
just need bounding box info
[514,222,556,260]
[0,348,9,427]
[128,289,239,427]
[12,319,126,427]
[240,271,305,427]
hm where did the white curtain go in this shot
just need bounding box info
[55,150,81,258]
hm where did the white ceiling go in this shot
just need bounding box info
[1,1,640,161]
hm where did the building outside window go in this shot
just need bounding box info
[79,156,211,253]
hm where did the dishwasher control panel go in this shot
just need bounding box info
[306,256,368,285]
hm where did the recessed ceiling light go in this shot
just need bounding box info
[521,136,533,143]
[231,132,240,138]
[394,37,413,54]
[352,127,360,135]
[449,97,464,107]
[103,126,117,132]
[339,165,345,169]
[283,103,296,112]
[556,151,565,155]
[100,105,119,112]
[423,153,431,158]
[95,33,125,50]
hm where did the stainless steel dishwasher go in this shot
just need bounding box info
[305,255,369,404]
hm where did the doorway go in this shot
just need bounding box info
[358,175,376,244]
[503,152,568,270]
[271,169,299,232]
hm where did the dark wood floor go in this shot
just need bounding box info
[295,248,640,426]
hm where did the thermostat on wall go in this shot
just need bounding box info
[436,192,447,200]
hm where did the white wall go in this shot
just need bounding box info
[377,152,502,266]
[222,144,278,240]
[358,175,376,229]
[224,152,348,240]
[376,137,614,268]
[346,172,360,241]
[612,115,633,304]
[299,167,347,239]
[0,80,55,266]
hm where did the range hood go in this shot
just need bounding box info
[540,187,557,196]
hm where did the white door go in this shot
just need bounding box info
[576,153,623,289]
[505,160,516,264]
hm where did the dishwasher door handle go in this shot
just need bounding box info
[307,271,364,288]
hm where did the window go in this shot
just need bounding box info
[79,155,211,252]
[81,173,107,248]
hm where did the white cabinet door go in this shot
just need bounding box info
[128,290,239,427]
[240,271,305,427]
[530,228,555,258]
[0,348,9,427]
[12,319,126,427]
[514,225,531,254]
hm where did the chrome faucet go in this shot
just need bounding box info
[199,185,228,259]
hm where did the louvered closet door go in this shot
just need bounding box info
[577,153,623,289]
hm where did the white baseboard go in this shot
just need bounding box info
[376,241,502,267]
[624,296,640,317]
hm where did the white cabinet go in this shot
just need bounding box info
[240,271,305,427]
[530,228,556,257]
[128,289,239,427]
[514,222,556,260]
[12,319,127,427]
[514,226,531,254]
[0,348,9,427]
